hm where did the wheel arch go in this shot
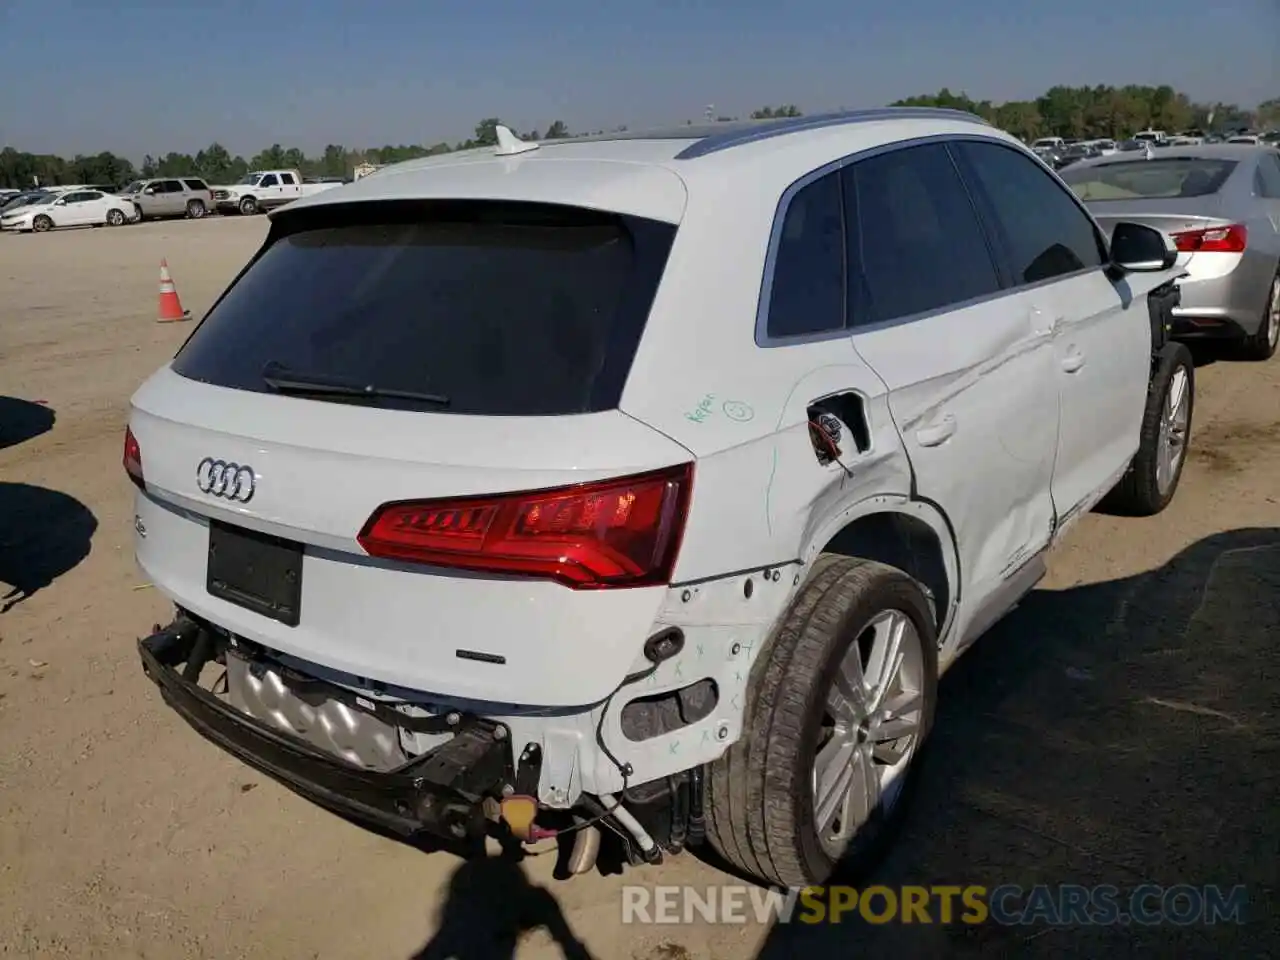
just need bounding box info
[798,495,961,645]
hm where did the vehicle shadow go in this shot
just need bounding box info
[752,526,1280,958]
[0,396,55,450]
[410,849,598,960]
[1185,341,1221,368]
[0,482,98,612]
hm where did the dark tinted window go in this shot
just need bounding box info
[764,171,845,338]
[957,141,1106,285]
[844,143,1001,325]
[1255,154,1280,198]
[259,174,279,187]
[183,178,209,192]
[1061,157,1237,200]
[171,202,677,416]
[161,180,184,192]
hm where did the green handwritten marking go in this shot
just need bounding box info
[764,447,779,534]
[684,393,715,424]
[721,400,755,423]
[669,740,681,755]
[674,662,683,679]
[696,643,705,659]
[702,729,711,745]
[731,694,742,710]
[735,670,743,684]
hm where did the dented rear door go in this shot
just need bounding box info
[842,142,1060,649]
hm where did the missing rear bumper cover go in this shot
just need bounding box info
[138,617,514,842]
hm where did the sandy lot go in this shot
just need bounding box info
[1,217,1277,959]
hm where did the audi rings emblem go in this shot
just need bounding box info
[196,458,257,503]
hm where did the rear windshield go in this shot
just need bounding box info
[1060,158,1237,201]
[170,201,677,416]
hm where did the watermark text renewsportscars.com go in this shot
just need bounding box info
[621,884,1248,926]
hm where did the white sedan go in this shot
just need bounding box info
[0,189,138,232]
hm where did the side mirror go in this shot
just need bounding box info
[143,187,156,195]
[1110,221,1177,272]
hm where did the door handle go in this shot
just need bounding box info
[915,414,956,447]
[1061,350,1086,373]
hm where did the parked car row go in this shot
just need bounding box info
[1030,129,1280,172]
[0,187,138,232]
[0,168,349,234]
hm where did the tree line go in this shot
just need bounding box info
[2,85,1276,190]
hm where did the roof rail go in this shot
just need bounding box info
[674,107,991,160]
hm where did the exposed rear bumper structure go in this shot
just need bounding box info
[138,618,515,842]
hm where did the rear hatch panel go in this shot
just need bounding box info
[132,370,692,708]
[130,198,695,709]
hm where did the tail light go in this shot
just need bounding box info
[123,426,145,491]
[357,463,694,589]
[1170,224,1247,253]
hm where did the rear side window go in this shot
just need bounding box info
[171,202,677,416]
[1255,154,1280,198]
[1060,157,1238,201]
[182,179,209,192]
[956,141,1107,285]
[764,172,845,339]
[844,143,1001,325]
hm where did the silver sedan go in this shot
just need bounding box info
[1060,144,1280,360]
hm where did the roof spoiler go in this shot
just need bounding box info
[494,125,540,157]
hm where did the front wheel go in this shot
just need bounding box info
[31,215,52,233]
[238,196,258,215]
[706,555,938,888]
[1100,342,1194,517]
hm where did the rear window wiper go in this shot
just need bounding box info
[261,361,450,406]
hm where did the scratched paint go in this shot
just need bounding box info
[764,446,779,534]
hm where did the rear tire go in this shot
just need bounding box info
[706,555,937,888]
[1099,342,1194,517]
[186,199,206,219]
[1240,271,1280,361]
[105,208,125,226]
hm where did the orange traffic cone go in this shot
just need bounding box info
[156,258,191,323]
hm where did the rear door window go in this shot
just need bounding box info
[843,142,1003,325]
[171,202,677,416]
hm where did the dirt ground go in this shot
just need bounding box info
[1,218,1277,959]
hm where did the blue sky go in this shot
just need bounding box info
[1,0,1276,161]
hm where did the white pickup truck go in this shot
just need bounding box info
[212,169,343,215]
